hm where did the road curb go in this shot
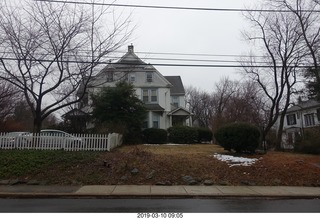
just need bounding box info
[1,185,320,199]
[1,192,320,199]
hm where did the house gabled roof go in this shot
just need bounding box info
[164,76,185,95]
[287,100,320,113]
[117,45,146,65]
[84,45,177,91]
[95,45,148,78]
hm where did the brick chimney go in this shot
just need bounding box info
[128,44,134,53]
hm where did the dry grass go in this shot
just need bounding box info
[2,144,320,186]
[118,144,225,155]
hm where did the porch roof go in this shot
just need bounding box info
[168,107,193,116]
[145,104,165,112]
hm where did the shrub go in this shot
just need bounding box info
[294,127,320,155]
[142,128,167,144]
[196,127,213,143]
[123,126,143,145]
[167,126,198,144]
[214,123,260,153]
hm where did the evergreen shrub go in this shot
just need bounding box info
[142,128,167,144]
[214,123,260,153]
[196,127,213,143]
[167,126,198,144]
[294,127,320,154]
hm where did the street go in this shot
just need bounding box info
[0,198,319,213]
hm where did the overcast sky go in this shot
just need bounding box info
[114,0,258,92]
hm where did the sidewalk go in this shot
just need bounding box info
[1,185,320,198]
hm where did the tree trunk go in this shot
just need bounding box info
[275,112,285,150]
[33,109,42,133]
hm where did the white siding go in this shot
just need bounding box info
[283,108,320,130]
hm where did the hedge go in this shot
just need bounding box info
[196,127,213,143]
[295,127,320,154]
[167,126,198,144]
[214,123,260,153]
[142,128,167,144]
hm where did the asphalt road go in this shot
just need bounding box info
[0,198,320,213]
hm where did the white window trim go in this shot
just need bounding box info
[286,114,296,125]
[304,114,315,127]
[152,113,160,128]
[128,73,135,83]
[142,89,158,103]
[146,72,153,83]
[106,72,113,82]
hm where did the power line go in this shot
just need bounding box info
[131,51,268,58]
[0,46,268,58]
[0,56,314,69]
[34,0,320,13]
[0,51,270,64]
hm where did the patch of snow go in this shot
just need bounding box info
[213,153,261,167]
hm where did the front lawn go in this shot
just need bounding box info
[0,144,319,186]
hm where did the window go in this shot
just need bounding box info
[172,96,179,107]
[129,73,135,83]
[286,114,296,125]
[143,90,149,102]
[304,114,315,127]
[106,72,113,82]
[142,89,157,103]
[151,90,157,102]
[152,113,160,128]
[146,72,153,82]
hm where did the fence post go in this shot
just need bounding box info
[107,133,111,152]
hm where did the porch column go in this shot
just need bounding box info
[189,115,193,127]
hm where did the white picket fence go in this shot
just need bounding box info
[0,132,122,152]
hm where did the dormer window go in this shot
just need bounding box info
[146,72,153,82]
[106,72,113,82]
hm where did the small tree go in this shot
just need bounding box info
[91,81,147,143]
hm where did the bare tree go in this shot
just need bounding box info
[0,0,132,132]
[242,3,305,149]
[0,80,20,123]
[185,86,213,128]
[272,0,320,99]
[223,81,264,126]
[210,77,237,132]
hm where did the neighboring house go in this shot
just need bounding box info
[67,45,193,130]
[279,100,320,149]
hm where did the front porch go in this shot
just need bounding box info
[168,107,193,127]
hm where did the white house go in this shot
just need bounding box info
[72,45,192,130]
[279,100,320,149]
